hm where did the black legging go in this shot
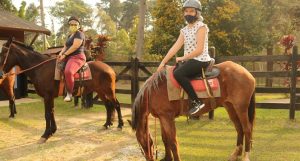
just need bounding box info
[173,59,210,100]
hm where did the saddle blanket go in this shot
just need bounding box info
[166,66,221,101]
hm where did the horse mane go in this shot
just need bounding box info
[12,40,34,51]
[131,68,167,130]
[12,41,51,58]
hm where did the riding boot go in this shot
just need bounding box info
[188,99,205,115]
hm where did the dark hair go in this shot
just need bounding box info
[68,16,80,24]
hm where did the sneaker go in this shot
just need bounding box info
[64,92,72,102]
[188,99,205,115]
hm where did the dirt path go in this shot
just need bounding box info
[0,108,145,161]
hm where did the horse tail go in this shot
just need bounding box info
[248,91,256,144]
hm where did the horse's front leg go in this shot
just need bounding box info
[136,113,154,161]
[38,96,56,144]
[159,116,180,161]
[8,98,16,118]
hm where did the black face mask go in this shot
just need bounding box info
[184,15,197,24]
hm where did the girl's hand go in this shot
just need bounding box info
[176,56,185,63]
[57,54,66,62]
[157,63,165,72]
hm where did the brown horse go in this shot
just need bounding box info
[0,69,16,118]
[131,61,256,161]
[0,38,123,143]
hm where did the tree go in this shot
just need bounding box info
[116,29,133,55]
[97,0,123,27]
[24,3,39,23]
[149,0,184,55]
[50,0,93,45]
[120,0,139,30]
[0,0,17,13]
[18,1,26,19]
[96,9,117,36]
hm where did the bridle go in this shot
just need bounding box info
[1,43,12,75]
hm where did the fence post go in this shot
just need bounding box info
[209,47,215,120]
[290,45,298,120]
[131,57,140,104]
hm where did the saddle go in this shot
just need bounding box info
[166,58,221,101]
[73,63,92,81]
[195,58,220,80]
[55,61,92,81]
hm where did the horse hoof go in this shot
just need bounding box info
[9,115,15,118]
[228,156,238,161]
[37,137,47,144]
[242,152,250,161]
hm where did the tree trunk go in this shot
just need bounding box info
[135,0,147,59]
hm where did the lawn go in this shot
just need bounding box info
[0,93,299,161]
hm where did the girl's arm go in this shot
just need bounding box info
[58,45,67,56]
[157,32,184,71]
[62,38,83,56]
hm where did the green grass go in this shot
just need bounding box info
[147,94,300,161]
[1,93,299,161]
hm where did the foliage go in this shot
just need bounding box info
[17,1,26,19]
[50,0,93,46]
[149,0,185,56]
[24,3,39,23]
[120,0,139,30]
[0,0,17,13]
[97,0,123,26]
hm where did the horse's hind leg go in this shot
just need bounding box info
[97,93,114,128]
[114,99,123,129]
[159,116,181,161]
[236,104,252,161]
[224,102,243,161]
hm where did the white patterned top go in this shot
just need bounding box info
[181,21,211,62]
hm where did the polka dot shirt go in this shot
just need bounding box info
[181,21,211,62]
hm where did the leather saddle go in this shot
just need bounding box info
[194,58,220,80]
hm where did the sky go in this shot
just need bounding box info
[11,0,99,33]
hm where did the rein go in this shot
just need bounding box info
[1,43,57,78]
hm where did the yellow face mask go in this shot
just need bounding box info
[69,26,78,33]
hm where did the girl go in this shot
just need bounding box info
[157,0,211,115]
[58,16,86,102]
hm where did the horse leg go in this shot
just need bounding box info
[236,104,252,161]
[2,84,16,118]
[97,93,114,128]
[224,102,244,161]
[159,117,173,161]
[74,95,79,108]
[114,98,124,129]
[136,113,154,161]
[38,96,55,144]
[159,116,180,161]
[8,98,16,118]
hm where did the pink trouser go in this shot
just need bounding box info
[64,53,86,93]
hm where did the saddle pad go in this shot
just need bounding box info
[166,66,221,101]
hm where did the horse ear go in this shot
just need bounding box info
[7,37,14,45]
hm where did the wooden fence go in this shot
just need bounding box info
[101,46,299,120]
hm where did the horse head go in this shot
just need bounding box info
[0,37,17,73]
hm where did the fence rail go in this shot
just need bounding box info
[102,46,299,119]
[26,46,299,119]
